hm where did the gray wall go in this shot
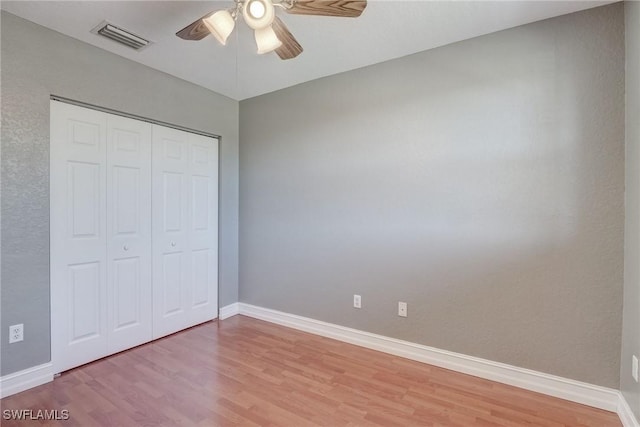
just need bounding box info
[239,3,625,388]
[622,0,640,418]
[0,11,239,376]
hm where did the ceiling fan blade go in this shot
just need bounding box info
[285,0,367,18]
[272,17,303,60]
[176,13,212,40]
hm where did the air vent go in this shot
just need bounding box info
[91,21,151,50]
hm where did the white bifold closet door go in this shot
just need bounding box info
[51,101,153,372]
[106,114,153,353]
[50,100,218,374]
[152,125,218,339]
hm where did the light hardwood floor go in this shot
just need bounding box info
[0,315,622,426]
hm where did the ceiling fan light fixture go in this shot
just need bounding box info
[254,25,282,54]
[177,0,367,60]
[203,10,235,45]
[243,0,275,30]
[249,1,266,19]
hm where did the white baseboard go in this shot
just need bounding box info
[219,302,240,320]
[233,302,638,426]
[618,392,640,427]
[0,362,53,399]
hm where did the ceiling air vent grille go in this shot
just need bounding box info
[92,21,151,50]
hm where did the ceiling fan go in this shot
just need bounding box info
[176,0,367,60]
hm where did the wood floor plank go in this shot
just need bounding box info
[0,315,622,426]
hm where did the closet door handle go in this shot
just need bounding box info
[123,245,130,251]
[171,241,177,247]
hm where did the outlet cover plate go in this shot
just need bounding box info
[9,324,24,344]
[398,302,408,317]
[353,294,361,309]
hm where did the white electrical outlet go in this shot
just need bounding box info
[353,294,362,309]
[9,324,23,344]
[632,355,638,383]
[398,302,408,317]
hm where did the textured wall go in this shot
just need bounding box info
[239,4,625,388]
[0,11,239,376]
[622,0,640,418]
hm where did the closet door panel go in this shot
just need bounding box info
[191,249,210,307]
[67,262,102,342]
[152,125,191,338]
[106,115,153,353]
[188,133,218,324]
[112,257,141,328]
[51,101,108,373]
[161,252,185,314]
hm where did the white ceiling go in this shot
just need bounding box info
[1,0,615,100]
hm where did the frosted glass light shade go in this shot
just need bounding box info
[249,1,266,19]
[243,0,275,30]
[254,25,282,54]
[203,10,235,45]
